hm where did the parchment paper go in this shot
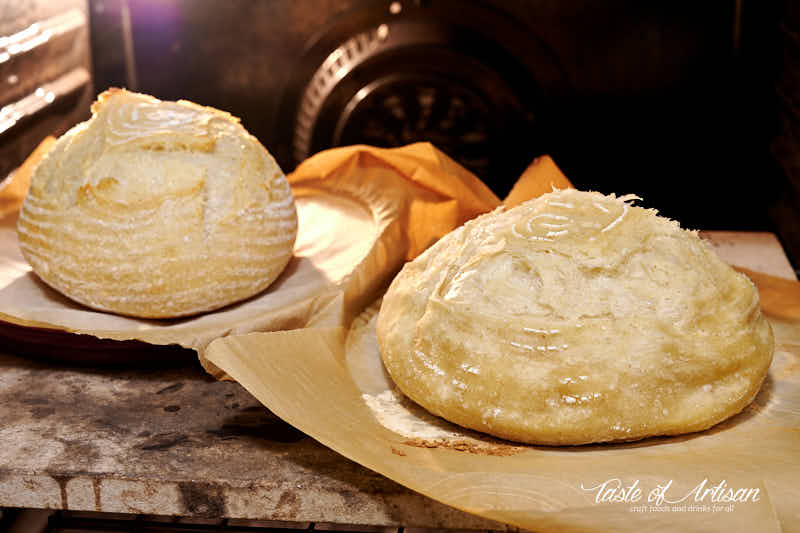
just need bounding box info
[204,155,800,532]
[0,142,500,376]
[206,295,800,533]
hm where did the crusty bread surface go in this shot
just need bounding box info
[377,189,774,445]
[17,88,298,318]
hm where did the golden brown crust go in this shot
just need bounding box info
[377,189,774,445]
[17,89,297,318]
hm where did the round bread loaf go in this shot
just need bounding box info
[377,189,774,445]
[17,88,298,318]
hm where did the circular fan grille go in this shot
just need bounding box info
[293,29,385,164]
[285,3,554,193]
[334,75,492,176]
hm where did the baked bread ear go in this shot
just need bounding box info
[377,189,774,445]
[17,88,298,318]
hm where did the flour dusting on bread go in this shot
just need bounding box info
[17,89,298,318]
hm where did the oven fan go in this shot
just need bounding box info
[282,1,562,195]
[334,74,492,176]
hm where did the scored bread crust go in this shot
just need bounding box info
[17,88,298,318]
[377,189,774,445]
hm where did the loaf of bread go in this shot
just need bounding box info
[17,89,298,318]
[377,189,774,445]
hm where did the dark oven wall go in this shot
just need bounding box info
[88,1,791,254]
[0,0,94,182]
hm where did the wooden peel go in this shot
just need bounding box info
[0,136,55,219]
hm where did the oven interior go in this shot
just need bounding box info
[0,1,798,529]
[2,0,797,265]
